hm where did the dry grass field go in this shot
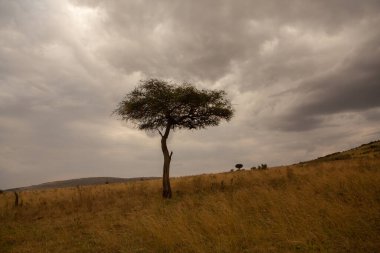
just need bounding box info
[1,141,380,252]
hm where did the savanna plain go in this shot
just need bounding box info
[1,141,380,253]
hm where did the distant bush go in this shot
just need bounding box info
[14,191,20,207]
[258,164,268,170]
[235,164,243,170]
[250,166,257,170]
[230,169,234,172]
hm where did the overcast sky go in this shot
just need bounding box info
[1,0,380,189]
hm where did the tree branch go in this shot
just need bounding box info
[169,151,173,159]
[157,129,163,137]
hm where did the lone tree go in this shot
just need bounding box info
[235,164,243,170]
[114,79,233,198]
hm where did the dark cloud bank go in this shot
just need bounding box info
[0,0,379,188]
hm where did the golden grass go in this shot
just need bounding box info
[1,158,379,252]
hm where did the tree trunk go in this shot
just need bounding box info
[161,124,172,199]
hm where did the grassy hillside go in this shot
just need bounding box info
[6,177,160,192]
[1,142,379,253]
[301,140,380,163]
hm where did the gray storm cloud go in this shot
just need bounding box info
[0,0,379,189]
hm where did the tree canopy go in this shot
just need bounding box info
[113,79,233,132]
[114,78,234,198]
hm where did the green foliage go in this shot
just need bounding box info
[113,79,234,131]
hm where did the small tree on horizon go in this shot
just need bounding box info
[114,79,233,199]
[235,164,243,170]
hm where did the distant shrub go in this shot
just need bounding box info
[235,164,243,170]
[250,166,257,170]
[230,169,234,172]
[14,192,20,207]
[258,164,268,170]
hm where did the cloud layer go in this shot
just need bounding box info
[1,0,379,188]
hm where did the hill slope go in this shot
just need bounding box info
[0,141,379,253]
[6,177,160,192]
[302,140,380,164]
